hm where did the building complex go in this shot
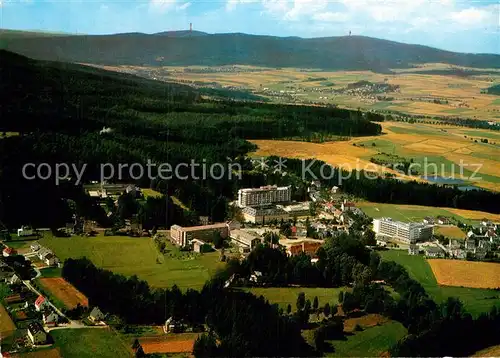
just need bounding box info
[237,185,291,208]
[170,223,229,247]
[373,218,433,244]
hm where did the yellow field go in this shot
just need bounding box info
[0,303,16,337]
[251,121,500,192]
[472,345,500,357]
[445,208,500,221]
[434,225,467,240]
[428,259,500,289]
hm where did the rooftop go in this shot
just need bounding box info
[171,223,227,232]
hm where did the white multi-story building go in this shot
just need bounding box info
[373,218,433,244]
[237,185,291,208]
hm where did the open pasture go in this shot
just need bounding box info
[40,234,224,290]
[243,287,347,312]
[51,328,132,358]
[428,259,500,289]
[38,278,89,309]
[324,321,407,357]
[380,250,500,316]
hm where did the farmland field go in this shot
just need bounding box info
[95,64,500,121]
[38,278,89,309]
[472,345,500,357]
[243,287,347,311]
[380,250,500,316]
[434,225,467,240]
[0,303,16,337]
[325,321,407,357]
[131,333,199,354]
[40,234,224,290]
[428,259,500,289]
[357,202,500,224]
[51,328,132,358]
[251,121,500,192]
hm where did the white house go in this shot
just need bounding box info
[17,226,34,237]
[89,307,105,322]
[408,244,419,255]
[8,274,21,286]
[44,253,58,266]
[30,243,40,252]
[250,271,263,283]
[34,296,49,312]
[424,246,444,258]
[27,322,47,345]
[43,311,59,326]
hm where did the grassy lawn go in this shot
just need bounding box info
[40,234,224,290]
[39,267,62,278]
[379,250,500,316]
[325,321,407,357]
[0,302,16,336]
[242,287,347,311]
[51,328,132,358]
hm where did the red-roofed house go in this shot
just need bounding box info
[2,247,16,257]
[341,201,356,212]
[287,241,323,257]
[34,295,48,311]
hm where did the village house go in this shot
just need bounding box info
[17,226,34,237]
[475,247,487,260]
[27,321,47,345]
[287,241,323,258]
[43,311,59,326]
[437,216,450,225]
[8,274,21,285]
[423,217,435,225]
[89,306,105,322]
[164,317,183,333]
[408,244,419,255]
[465,239,476,252]
[5,294,23,304]
[424,246,445,258]
[34,295,49,312]
[44,253,58,266]
[341,201,356,212]
[448,239,461,250]
[451,248,466,260]
[2,247,16,257]
[192,239,211,253]
[30,243,40,252]
[250,271,263,284]
[230,229,263,253]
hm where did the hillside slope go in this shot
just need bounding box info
[1,32,499,72]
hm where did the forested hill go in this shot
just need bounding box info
[0,51,381,229]
[1,31,499,72]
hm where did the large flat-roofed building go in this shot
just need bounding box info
[230,229,264,252]
[373,218,433,244]
[278,202,311,217]
[170,223,229,247]
[238,185,292,208]
[241,206,289,224]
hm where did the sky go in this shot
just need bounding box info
[0,0,499,54]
